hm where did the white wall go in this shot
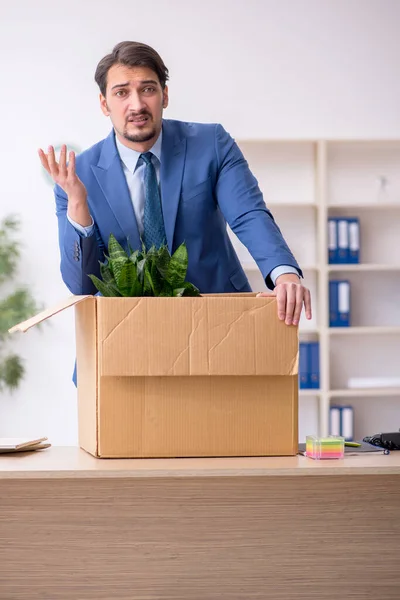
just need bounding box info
[1,0,400,444]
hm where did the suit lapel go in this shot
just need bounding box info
[160,120,187,253]
[91,130,141,250]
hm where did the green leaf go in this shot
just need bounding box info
[142,269,153,296]
[103,255,113,276]
[173,287,185,297]
[0,354,24,392]
[136,257,147,285]
[108,233,128,262]
[88,275,122,297]
[160,279,173,297]
[129,249,141,265]
[0,215,21,284]
[173,283,200,297]
[166,242,188,289]
[99,261,114,285]
[181,282,201,296]
[108,234,129,286]
[145,259,164,296]
[0,288,40,339]
[117,261,143,296]
[155,245,171,279]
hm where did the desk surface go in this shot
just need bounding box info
[0,446,400,479]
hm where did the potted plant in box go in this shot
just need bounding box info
[88,234,201,298]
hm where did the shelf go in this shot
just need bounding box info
[329,327,400,335]
[328,264,400,272]
[267,202,317,209]
[329,388,400,398]
[299,328,320,335]
[328,203,400,210]
[235,139,400,439]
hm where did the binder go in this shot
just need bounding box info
[337,219,349,263]
[328,218,338,264]
[309,342,320,389]
[329,406,341,436]
[329,280,339,326]
[337,280,351,327]
[341,406,354,441]
[347,217,360,264]
[299,342,310,389]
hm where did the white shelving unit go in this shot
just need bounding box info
[229,139,400,441]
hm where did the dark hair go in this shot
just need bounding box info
[94,41,169,96]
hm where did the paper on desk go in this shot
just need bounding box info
[0,437,50,452]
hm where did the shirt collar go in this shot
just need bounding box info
[115,129,163,173]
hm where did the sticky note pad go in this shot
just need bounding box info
[306,435,345,460]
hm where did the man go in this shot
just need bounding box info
[39,41,311,327]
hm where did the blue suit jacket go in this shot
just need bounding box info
[55,119,301,297]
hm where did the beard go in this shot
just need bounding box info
[122,113,157,143]
[122,126,157,143]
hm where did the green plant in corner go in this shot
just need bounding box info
[88,234,201,297]
[0,215,41,391]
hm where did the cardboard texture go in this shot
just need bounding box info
[10,294,299,458]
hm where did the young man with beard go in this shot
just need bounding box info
[39,41,311,327]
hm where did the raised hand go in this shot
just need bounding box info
[38,144,92,226]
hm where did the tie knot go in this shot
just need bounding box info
[140,152,153,165]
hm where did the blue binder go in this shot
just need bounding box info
[329,280,339,327]
[347,218,360,264]
[299,342,309,389]
[309,342,320,389]
[337,280,351,327]
[330,280,351,327]
[328,218,338,264]
[337,219,349,263]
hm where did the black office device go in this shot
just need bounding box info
[363,430,400,451]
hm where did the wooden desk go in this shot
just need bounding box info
[1,447,399,599]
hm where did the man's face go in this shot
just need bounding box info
[100,64,168,150]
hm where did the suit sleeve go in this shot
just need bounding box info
[55,184,105,295]
[214,124,303,289]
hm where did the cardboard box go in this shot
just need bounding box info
[10,294,299,458]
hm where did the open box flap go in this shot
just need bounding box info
[8,295,94,333]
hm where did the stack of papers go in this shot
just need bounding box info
[0,437,50,454]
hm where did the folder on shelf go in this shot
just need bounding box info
[337,219,349,263]
[337,280,351,326]
[347,217,360,264]
[329,280,351,327]
[329,406,342,436]
[299,341,320,390]
[329,280,339,326]
[328,218,338,264]
[328,406,354,441]
[299,342,310,389]
[341,406,354,441]
[309,342,320,389]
